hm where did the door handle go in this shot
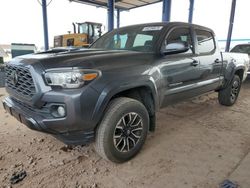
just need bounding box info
[191,60,199,66]
[214,59,220,64]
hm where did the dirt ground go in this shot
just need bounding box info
[1,79,250,188]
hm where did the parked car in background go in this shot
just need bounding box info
[231,43,250,74]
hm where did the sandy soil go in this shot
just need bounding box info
[1,79,250,188]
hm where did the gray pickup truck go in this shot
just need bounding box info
[2,22,249,162]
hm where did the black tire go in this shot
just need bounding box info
[94,97,149,163]
[218,75,241,106]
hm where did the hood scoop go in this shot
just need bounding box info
[36,47,82,55]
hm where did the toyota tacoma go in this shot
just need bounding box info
[2,22,249,162]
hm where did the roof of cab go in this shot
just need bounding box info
[111,22,214,33]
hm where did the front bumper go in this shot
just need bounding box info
[2,96,95,145]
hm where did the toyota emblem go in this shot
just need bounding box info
[10,70,19,86]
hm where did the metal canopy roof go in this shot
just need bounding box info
[70,0,162,10]
[40,0,237,52]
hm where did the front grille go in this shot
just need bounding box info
[5,64,36,99]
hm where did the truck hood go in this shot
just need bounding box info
[10,48,155,71]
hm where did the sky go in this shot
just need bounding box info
[0,0,249,48]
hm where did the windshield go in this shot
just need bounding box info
[78,23,88,34]
[91,25,164,52]
[231,45,250,55]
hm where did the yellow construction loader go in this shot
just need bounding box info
[54,22,102,48]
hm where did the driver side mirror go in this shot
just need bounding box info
[162,41,190,55]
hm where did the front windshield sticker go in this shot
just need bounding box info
[142,26,163,31]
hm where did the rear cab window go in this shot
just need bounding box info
[230,45,250,55]
[133,34,153,47]
[114,34,128,49]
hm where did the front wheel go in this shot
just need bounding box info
[218,75,241,106]
[94,97,149,163]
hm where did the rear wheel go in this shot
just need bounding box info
[218,75,241,106]
[94,97,149,163]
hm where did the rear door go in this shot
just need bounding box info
[194,29,222,91]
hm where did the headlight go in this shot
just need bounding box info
[44,68,100,88]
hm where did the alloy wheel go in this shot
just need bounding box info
[231,80,240,102]
[113,112,143,153]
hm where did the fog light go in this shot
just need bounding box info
[57,106,66,117]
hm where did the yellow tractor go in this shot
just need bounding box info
[54,22,102,48]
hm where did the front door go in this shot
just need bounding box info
[158,27,203,107]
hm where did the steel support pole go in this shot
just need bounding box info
[162,0,171,22]
[108,0,114,31]
[225,0,237,52]
[117,9,120,29]
[42,0,49,50]
[188,0,194,23]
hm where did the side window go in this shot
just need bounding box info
[166,28,193,54]
[196,30,215,54]
[89,25,93,36]
[133,34,153,47]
